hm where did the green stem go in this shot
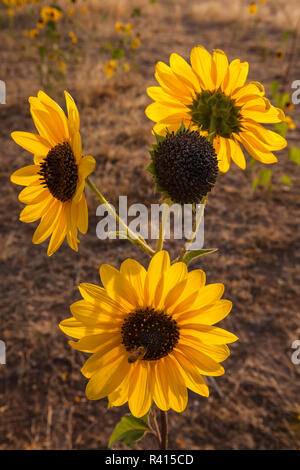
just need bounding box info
[208,113,216,144]
[86,177,155,257]
[178,197,206,262]
[155,202,170,252]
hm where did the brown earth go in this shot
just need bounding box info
[0,0,300,450]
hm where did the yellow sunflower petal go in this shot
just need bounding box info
[78,283,127,315]
[215,136,231,173]
[29,98,61,147]
[47,204,67,256]
[213,49,229,89]
[128,362,153,418]
[229,138,246,170]
[179,334,230,362]
[11,165,40,186]
[85,352,130,400]
[179,324,238,345]
[144,250,170,306]
[32,199,62,244]
[176,342,224,376]
[224,59,249,95]
[59,317,104,339]
[77,195,88,234]
[19,195,53,223]
[239,132,278,163]
[178,299,233,325]
[232,81,265,100]
[172,350,209,397]
[64,90,80,133]
[169,52,201,93]
[190,46,215,91]
[155,262,188,310]
[11,131,51,156]
[145,102,188,123]
[155,61,194,99]
[162,355,188,412]
[18,183,49,204]
[108,373,130,407]
[66,201,79,252]
[243,121,287,150]
[241,103,284,123]
[72,131,82,163]
[37,90,69,141]
[69,332,120,353]
[147,86,187,106]
[100,264,139,309]
[120,259,147,308]
[70,299,123,327]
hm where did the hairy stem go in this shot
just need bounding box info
[86,177,155,257]
[160,410,168,450]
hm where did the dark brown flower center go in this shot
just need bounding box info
[121,308,180,361]
[39,142,78,202]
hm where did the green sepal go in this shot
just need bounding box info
[146,161,156,175]
[108,412,151,448]
[154,131,165,144]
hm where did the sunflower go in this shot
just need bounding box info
[60,250,238,417]
[41,6,63,24]
[11,91,95,256]
[145,46,287,172]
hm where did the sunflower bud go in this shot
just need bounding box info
[147,126,218,205]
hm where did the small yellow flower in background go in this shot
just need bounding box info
[104,60,116,78]
[59,60,66,71]
[7,7,15,16]
[124,62,131,73]
[275,50,284,60]
[285,115,296,130]
[29,28,39,39]
[81,7,87,14]
[131,38,141,49]
[285,101,294,111]
[259,0,265,4]
[249,2,257,14]
[41,6,63,24]
[60,250,238,418]
[10,91,95,256]
[115,21,122,33]
[69,31,78,44]
[124,23,132,35]
[36,20,45,29]
[68,7,75,16]
[145,46,287,172]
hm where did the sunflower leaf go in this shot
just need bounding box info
[182,248,218,266]
[281,174,292,185]
[108,413,151,448]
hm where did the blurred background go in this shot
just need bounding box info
[0,0,300,449]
